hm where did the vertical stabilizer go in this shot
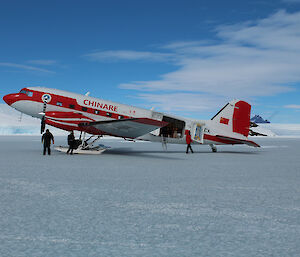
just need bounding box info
[211,100,251,137]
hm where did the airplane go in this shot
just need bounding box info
[3,87,260,153]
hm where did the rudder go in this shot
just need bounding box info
[232,101,251,137]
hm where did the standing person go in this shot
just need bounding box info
[186,130,194,154]
[67,131,75,154]
[41,129,54,155]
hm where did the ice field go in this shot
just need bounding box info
[0,135,300,257]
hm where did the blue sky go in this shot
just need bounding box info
[1,0,300,123]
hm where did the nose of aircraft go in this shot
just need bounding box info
[3,93,18,106]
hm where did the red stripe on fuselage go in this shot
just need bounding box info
[45,119,109,135]
[46,120,83,132]
[203,134,241,145]
[134,118,168,127]
[17,88,129,121]
[16,88,131,129]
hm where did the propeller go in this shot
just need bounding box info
[41,116,46,134]
[40,101,47,134]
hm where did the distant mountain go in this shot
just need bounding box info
[250,115,270,124]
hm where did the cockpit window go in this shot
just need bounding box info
[19,89,33,97]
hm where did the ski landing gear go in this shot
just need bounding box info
[55,132,108,155]
[210,144,217,153]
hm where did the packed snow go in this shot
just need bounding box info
[0,136,299,257]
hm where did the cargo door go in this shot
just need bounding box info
[159,116,185,138]
[191,123,204,144]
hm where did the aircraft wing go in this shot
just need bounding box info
[79,118,168,139]
[216,135,260,147]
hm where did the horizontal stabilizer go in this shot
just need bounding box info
[216,135,260,147]
[79,118,168,139]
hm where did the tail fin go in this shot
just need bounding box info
[211,100,251,137]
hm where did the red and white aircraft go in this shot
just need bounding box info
[3,87,260,152]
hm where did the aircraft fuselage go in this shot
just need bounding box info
[3,87,259,147]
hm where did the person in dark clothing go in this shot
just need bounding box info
[67,131,75,154]
[41,129,54,155]
[186,130,194,154]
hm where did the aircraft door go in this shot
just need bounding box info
[151,111,164,136]
[192,123,204,144]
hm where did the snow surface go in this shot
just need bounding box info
[0,136,300,257]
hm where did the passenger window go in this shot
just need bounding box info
[27,91,33,97]
[20,90,27,94]
[94,110,99,114]
[118,115,124,119]
[69,104,75,109]
[106,112,112,117]
[56,102,63,107]
[82,107,88,111]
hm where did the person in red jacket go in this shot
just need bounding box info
[186,130,194,154]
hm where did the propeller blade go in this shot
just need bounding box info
[40,101,47,134]
[41,116,45,134]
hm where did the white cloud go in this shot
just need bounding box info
[27,59,57,66]
[0,62,54,73]
[84,50,174,62]
[284,104,300,109]
[122,11,300,96]
[136,93,227,114]
[282,0,300,3]
[112,10,300,114]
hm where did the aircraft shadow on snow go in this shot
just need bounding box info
[103,147,259,158]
